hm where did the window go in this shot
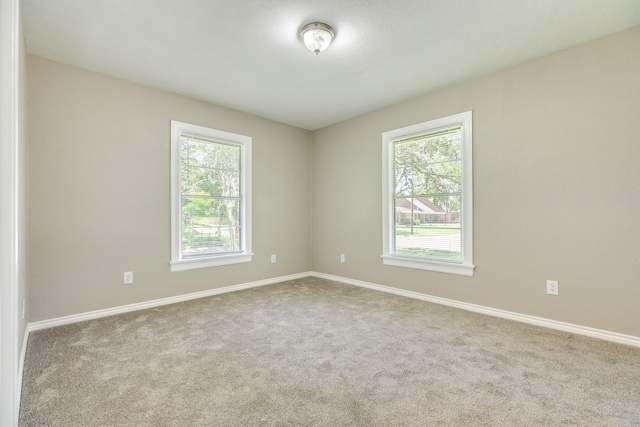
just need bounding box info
[170,121,252,271]
[382,111,473,276]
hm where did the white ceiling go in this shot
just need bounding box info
[22,0,640,130]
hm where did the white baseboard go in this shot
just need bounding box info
[27,272,312,332]
[27,270,640,349]
[17,327,28,411]
[311,272,640,348]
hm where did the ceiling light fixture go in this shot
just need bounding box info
[299,22,335,55]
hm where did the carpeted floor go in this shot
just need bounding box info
[19,277,640,426]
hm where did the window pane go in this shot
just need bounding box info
[181,138,240,171]
[179,134,243,258]
[181,196,242,258]
[180,138,241,193]
[394,129,462,197]
[392,126,463,262]
[393,195,462,262]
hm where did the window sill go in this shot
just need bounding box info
[381,254,474,277]
[170,253,253,272]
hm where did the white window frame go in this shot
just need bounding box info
[170,120,252,272]
[381,111,474,276]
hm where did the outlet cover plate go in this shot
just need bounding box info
[124,271,133,285]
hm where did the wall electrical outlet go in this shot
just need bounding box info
[546,280,558,295]
[124,271,134,285]
[271,254,276,263]
[340,254,345,263]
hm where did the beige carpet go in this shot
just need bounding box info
[19,277,640,426]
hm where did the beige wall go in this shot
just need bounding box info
[28,26,640,338]
[313,27,640,336]
[28,55,313,321]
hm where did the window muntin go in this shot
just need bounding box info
[171,121,252,271]
[382,112,473,276]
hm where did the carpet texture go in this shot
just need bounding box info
[19,277,640,426]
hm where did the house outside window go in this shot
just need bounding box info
[382,111,474,276]
[170,121,252,271]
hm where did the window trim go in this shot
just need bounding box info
[170,120,252,272]
[381,111,474,276]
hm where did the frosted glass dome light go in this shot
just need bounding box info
[300,22,335,55]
